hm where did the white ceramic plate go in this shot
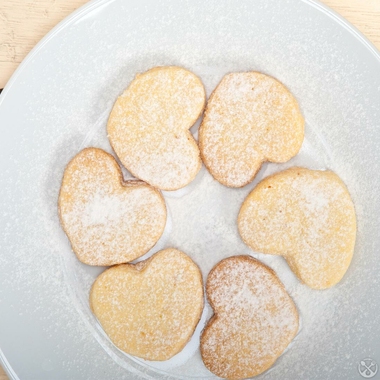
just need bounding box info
[1,0,380,379]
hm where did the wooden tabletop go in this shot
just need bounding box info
[0,0,379,378]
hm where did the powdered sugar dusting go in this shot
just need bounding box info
[107,66,205,191]
[90,249,204,361]
[201,256,299,379]
[82,193,128,226]
[59,148,167,266]
[0,0,378,378]
[199,72,304,187]
[238,168,356,289]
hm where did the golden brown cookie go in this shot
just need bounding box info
[90,248,204,361]
[58,148,166,266]
[238,167,357,289]
[199,72,304,187]
[107,66,206,191]
[200,255,299,379]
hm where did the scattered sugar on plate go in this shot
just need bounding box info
[0,0,378,378]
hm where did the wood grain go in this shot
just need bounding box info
[323,0,380,48]
[0,0,379,379]
[0,0,87,89]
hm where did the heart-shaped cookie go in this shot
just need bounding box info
[199,72,304,187]
[90,248,204,361]
[200,255,299,379]
[107,66,206,191]
[238,167,357,289]
[58,148,167,266]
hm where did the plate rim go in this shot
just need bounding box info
[1,0,380,106]
[0,0,379,378]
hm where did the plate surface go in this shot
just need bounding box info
[0,0,380,379]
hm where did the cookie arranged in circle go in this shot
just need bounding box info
[199,72,304,187]
[90,248,204,361]
[238,167,357,289]
[200,255,299,379]
[58,148,166,266]
[107,66,206,191]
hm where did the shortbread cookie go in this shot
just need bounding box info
[90,248,204,361]
[201,256,299,379]
[58,148,166,266]
[238,167,357,289]
[107,66,206,191]
[199,72,304,187]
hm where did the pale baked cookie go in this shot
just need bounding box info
[58,148,166,266]
[90,248,204,361]
[200,256,299,379]
[199,72,304,187]
[238,167,357,289]
[107,66,206,191]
